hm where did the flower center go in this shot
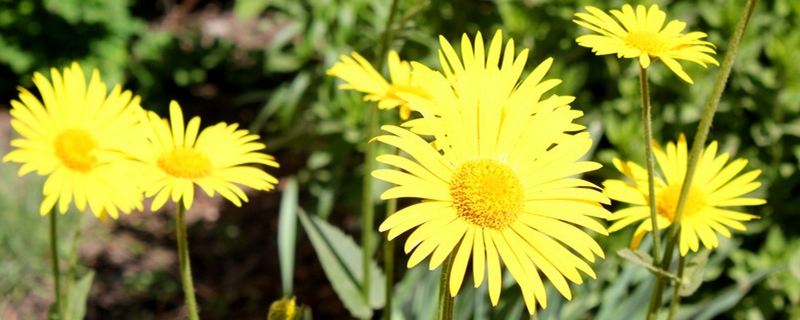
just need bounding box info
[626,30,665,54]
[54,128,98,173]
[656,184,708,221]
[157,147,212,179]
[450,159,524,229]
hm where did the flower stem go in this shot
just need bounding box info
[382,198,397,320]
[63,211,85,320]
[667,254,687,320]
[639,66,661,266]
[361,0,401,307]
[176,202,200,320]
[641,65,663,320]
[650,1,758,318]
[437,252,457,320]
[50,209,63,319]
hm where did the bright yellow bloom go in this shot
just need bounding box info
[327,50,427,119]
[373,31,610,313]
[2,62,143,219]
[604,135,765,256]
[127,101,279,211]
[268,296,298,320]
[574,4,718,84]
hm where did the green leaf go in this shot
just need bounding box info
[66,270,95,320]
[233,0,272,20]
[680,250,711,297]
[278,176,299,296]
[617,248,681,282]
[296,209,385,318]
[789,249,800,281]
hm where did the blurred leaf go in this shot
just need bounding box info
[66,270,94,320]
[680,250,710,297]
[296,209,385,318]
[678,265,784,320]
[233,0,273,20]
[790,250,800,281]
[278,176,299,296]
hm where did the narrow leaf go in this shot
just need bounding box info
[66,270,95,320]
[297,209,385,318]
[278,176,299,296]
[680,249,711,297]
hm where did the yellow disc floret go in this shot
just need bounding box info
[450,159,524,229]
[54,128,98,172]
[157,147,212,179]
[626,31,665,54]
[656,184,708,221]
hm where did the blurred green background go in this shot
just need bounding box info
[1,0,798,319]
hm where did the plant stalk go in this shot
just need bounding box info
[382,198,397,320]
[650,1,758,318]
[640,66,661,267]
[63,211,85,320]
[361,0,401,307]
[641,65,663,320]
[50,209,63,319]
[176,202,200,320]
[437,252,457,320]
[667,254,687,320]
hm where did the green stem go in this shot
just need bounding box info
[650,1,758,318]
[437,252,457,320]
[177,203,200,320]
[641,65,664,320]
[361,0,401,307]
[50,209,63,320]
[63,211,85,320]
[667,254,687,320]
[382,198,397,320]
[640,66,661,266]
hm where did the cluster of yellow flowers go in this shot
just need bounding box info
[2,3,764,317]
[3,62,280,220]
[328,4,764,314]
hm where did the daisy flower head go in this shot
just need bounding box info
[3,62,144,219]
[573,4,719,84]
[129,101,279,211]
[604,135,765,256]
[372,30,611,313]
[327,50,428,119]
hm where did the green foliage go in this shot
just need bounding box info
[297,208,386,318]
[1,0,798,318]
[278,176,299,296]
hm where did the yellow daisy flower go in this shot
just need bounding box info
[573,4,718,84]
[127,101,279,211]
[373,30,610,313]
[3,62,143,219]
[327,50,428,119]
[604,134,765,256]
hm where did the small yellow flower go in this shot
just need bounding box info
[327,50,427,119]
[604,135,765,256]
[3,62,143,218]
[374,30,610,313]
[268,296,298,320]
[574,4,718,84]
[127,101,279,211]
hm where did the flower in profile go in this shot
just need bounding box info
[373,30,610,313]
[127,101,279,211]
[604,135,765,256]
[573,4,718,84]
[327,50,428,119]
[3,62,143,219]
